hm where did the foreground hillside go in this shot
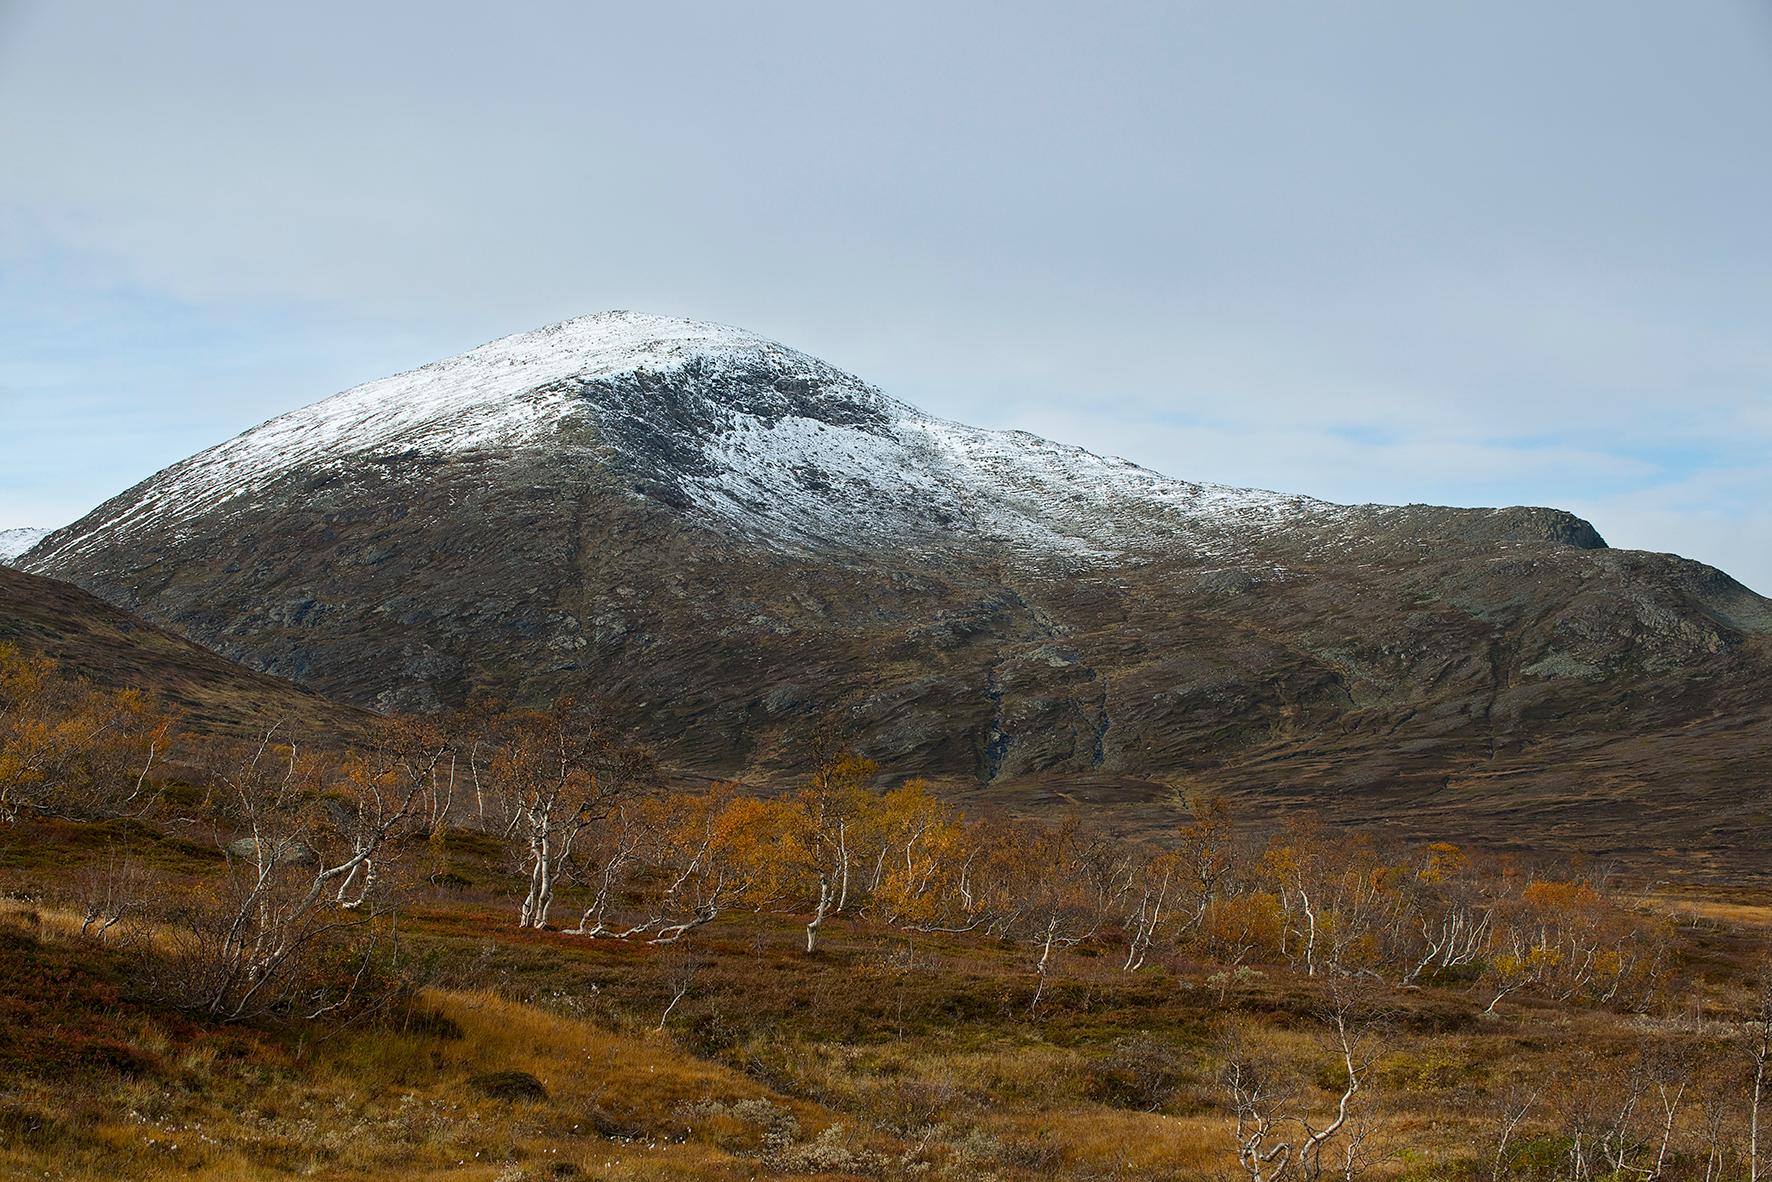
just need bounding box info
[20,312,1772,882]
[2,650,1771,1180]
[3,877,1769,1182]
[0,566,369,738]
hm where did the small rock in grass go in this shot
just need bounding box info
[467,1070,548,1101]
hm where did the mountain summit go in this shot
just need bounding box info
[33,311,1602,565]
[24,313,1772,878]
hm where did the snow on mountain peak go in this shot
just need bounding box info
[29,312,1335,567]
[31,312,831,557]
[0,527,51,565]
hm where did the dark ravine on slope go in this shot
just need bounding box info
[21,313,1772,882]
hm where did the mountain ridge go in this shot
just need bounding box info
[22,312,1772,880]
[28,311,1612,570]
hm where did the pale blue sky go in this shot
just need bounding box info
[2,1,1769,591]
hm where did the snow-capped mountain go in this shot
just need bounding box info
[0,527,50,565]
[39,311,1352,568]
[23,312,1772,878]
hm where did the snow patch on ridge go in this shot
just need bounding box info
[676,400,1329,560]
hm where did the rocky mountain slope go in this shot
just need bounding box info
[23,312,1772,879]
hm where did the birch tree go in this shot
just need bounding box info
[0,646,173,823]
[1221,977,1385,1181]
[778,745,878,952]
[167,725,433,1020]
[482,699,655,930]
[1750,965,1772,1182]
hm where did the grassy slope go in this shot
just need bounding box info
[0,902,852,1181]
[1,820,1767,1181]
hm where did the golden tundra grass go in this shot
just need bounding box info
[2,980,842,1181]
[0,900,1353,1182]
[1642,894,1772,929]
[4,865,1765,1179]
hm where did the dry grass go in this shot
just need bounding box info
[0,906,861,1181]
[1643,893,1772,929]
[4,822,1770,1181]
[0,984,857,1181]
